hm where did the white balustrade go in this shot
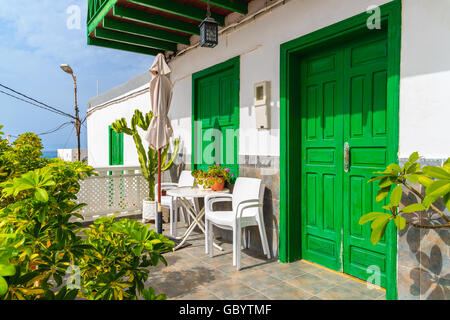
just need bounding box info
[76,166,148,221]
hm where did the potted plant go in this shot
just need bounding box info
[192,164,232,191]
[111,110,179,222]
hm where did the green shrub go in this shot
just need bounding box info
[0,125,174,300]
[79,217,172,300]
[0,132,47,185]
[0,161,173,300]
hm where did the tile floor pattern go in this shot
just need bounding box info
[146,223,386,300]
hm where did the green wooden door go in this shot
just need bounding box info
[193,58,239,177]
[300,29,390,286]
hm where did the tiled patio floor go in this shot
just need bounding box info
[146,223,386,300]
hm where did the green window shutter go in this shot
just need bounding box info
[192,57,240,181]
[109,126,124,165]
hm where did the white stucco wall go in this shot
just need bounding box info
[399,0,450,159]
[87,86,151,167]
[87,0,450,167]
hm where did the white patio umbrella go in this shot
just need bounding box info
[145,53,174,234]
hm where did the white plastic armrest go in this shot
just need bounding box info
[204,193,233,213]
[235,199,262,219]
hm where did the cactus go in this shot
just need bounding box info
[111,109,179,201]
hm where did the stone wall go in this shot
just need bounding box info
[397,158,449,300]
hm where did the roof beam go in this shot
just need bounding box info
[198,0,248,15]
[87,37,162,56]
[129,0,225,26]
[113,5,200,35]
[95,28,177,51]
[87,0,118,35]
[103,18,190,45]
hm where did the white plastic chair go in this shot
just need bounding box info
[155,170,195,237]
[204,177,271,270]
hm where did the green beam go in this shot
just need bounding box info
[114,5,200,35]
[95,28,177,51]
[198,0,248,15]
[87,0,118,35]
[129,0,225,26]
[103,18,190,45]
[87,37,161,56]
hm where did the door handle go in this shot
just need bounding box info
[344,142,350,173]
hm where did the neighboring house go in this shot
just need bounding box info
[57,148,88,162]
[86,0,450,300]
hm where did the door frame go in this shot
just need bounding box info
[279,0,401,300]
[191,56,240,172]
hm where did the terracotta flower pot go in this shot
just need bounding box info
[211,180,225,191]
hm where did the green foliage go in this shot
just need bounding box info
[111,110,179,201]
[192,164,233,188]
[0,160,94,299]
[79,217,173,300]
[0,124,172,300]
[0,160,172,300]
[0,132,47,187]
[360,152,450,245]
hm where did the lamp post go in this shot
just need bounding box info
[60,64,81,162]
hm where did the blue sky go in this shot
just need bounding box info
[0,1,155,150]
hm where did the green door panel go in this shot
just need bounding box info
[342,32,389,287]
[193,58,239,178]
[300,29,390,286]
[300,48,344,271]
[109,125,123,166]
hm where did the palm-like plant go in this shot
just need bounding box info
[111,110,179,201]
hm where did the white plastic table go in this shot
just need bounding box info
[166,186,230,251]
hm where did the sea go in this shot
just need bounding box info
[42,150,58,159]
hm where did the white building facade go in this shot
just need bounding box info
[87,0,450,300]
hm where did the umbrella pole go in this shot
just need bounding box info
[157,148,163,234]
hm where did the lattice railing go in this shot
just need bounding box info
[77,166,148,221]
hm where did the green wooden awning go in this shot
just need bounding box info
[87,0,250,56]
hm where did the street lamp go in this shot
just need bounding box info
[60,64,81,162]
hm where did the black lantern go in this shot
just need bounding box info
[200,0,218,48]
[200,17,218,47]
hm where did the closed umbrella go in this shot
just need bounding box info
[145,53,173,234]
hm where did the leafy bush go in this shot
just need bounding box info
[0,126,174,300]
[0,132,47,185]
[0,161,173,300]
[359,152,450,245]
[79,217,172,300]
